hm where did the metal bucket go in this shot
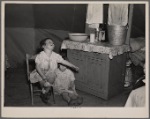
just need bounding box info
[107,25,127,45]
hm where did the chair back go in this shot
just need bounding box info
[26,54,36,81]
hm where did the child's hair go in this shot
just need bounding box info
[36,38,53,54]
[40,38,52,49]
[60,50,69,61]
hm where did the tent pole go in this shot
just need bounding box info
[126,4,134,45]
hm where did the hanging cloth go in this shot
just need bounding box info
[108,4,128,26]
[86,4,103,28]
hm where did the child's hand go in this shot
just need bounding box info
[43,77,48,82]
[74,66,79,72]
[44,81,51,87]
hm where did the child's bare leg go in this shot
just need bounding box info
[46,78,55,94]
[69,92,78,100]
[47,77,55,84]
[69,81,78,96]
[39,80,51,93]
[69,92,83,106]
[39,80,52,104]
[62,92,71,104]
[39,80,46,90]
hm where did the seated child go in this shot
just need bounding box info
[30,38,79,104]
[54,63,83,106]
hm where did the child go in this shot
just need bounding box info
[125,64,145,107]
[30,38,79,104]
[54,63,83,106]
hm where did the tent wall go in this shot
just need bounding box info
[131,4,145,37]
[5,4,35,67]
[33,4,87,32]
[5,28,35,67]
[5,4,145,67]
[5,4,35,28]
[5,4,87,32]
[5,4,87,67]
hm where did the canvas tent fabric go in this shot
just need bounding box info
[5,28,35,67]
[5,4,87,67]
[5,4,87,32]
[33,4,87,31]
[131,4,145,37]
[5,4,145,67]
[5,4,35,28]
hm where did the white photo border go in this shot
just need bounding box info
[1,1,149,118]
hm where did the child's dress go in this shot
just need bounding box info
[54,68,76,95]
[30,51,63,83]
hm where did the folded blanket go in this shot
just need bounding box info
[130,37,145,52]
[129,37,145,67]
[129,49,145,67]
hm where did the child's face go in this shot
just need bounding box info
[44,39,55,50]
[59,64,67,72]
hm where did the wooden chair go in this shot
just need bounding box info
[26,54,55,105]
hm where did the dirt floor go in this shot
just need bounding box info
[4,67,133,107]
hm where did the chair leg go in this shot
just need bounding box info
[30,84,34,105]
[51,86,55,104]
